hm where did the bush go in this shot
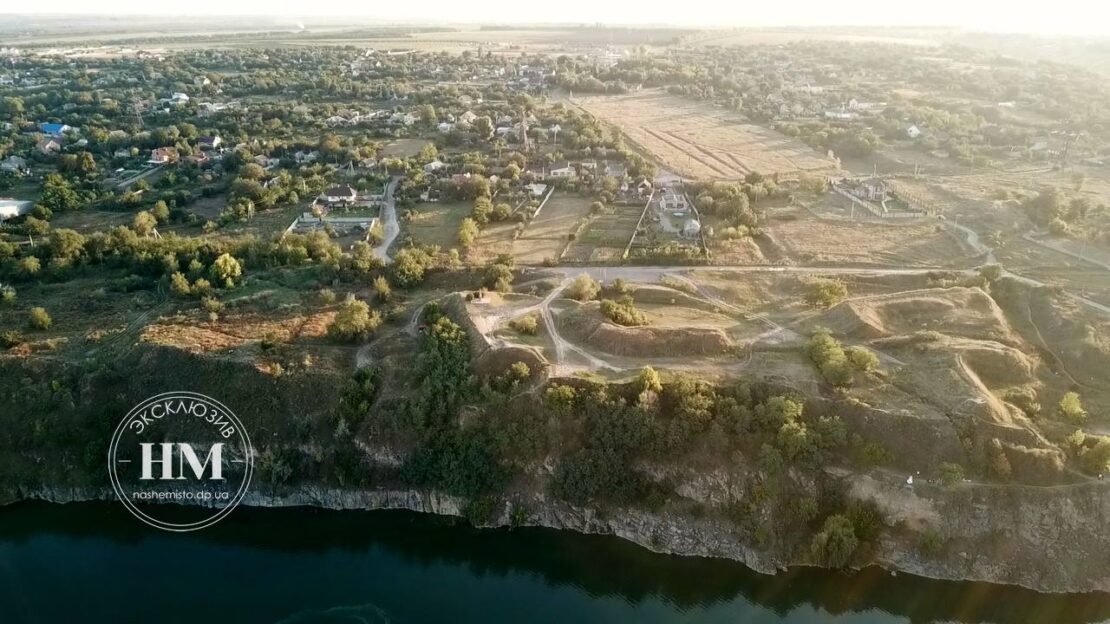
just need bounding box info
[0,330,25,348]
[1058,392,1087,423]
[599,298,648,326]
[566,274,601,301]
[28,307,52,330]
[810,514,858,568]
[0,285,15,304]
[937,462,965,486]
[806,329,853,386]
[327,298,382,342]
[373,276,392,302]
[510,314,538,335]
[804,277,848,308]
[845,346,880,372]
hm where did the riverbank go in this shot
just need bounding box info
[10,479,1110,597]
[2,500,1110,624]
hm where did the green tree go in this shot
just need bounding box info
[567,274,601,301]
[1058,392,1087,423]
[810,515,858,568]
[209,253,243,288]
[327,297,382,342]
[458,217,480,247]
[39,174,80,212]
[28,307,52,330]
[132,210,157,236]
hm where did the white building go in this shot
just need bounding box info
[0,199,33,222]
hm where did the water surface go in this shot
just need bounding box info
[0,502,1107,623]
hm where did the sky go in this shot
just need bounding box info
[5,1,1110,36]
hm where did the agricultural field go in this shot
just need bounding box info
[576,90,837,179]
[403,201,471,250]
[380,139,430,158]
[563,202,645,263]
[512,193,594,265]
[760,209,973,268]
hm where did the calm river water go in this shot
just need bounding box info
[0,502,1107,623]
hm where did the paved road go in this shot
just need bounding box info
[372,175,402,263]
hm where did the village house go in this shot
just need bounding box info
[848,177,889,202]
[37,137,61,154]
[906,125,922,139]
[294,150,319,164]
[253,155,281,169]
[113,148,133,159]
[548,162,576,177]
[682,218,702,239]
[390,112,416,126]
[38,122,73,137]
[658,188,688,212]
[149,147,179,164]
[0,155,28,173]
[321,184,357,206]
[0,199,33,223]
[198,136,222,150]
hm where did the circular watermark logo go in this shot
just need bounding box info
[108,391,254,532]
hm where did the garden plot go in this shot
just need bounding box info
[577,91,836,179]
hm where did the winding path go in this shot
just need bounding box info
[372,175,402,263]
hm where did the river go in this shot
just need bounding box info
[1,502,1108,623]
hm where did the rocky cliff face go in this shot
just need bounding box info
[12,475,1110,594]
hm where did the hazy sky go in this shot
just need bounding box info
[6,1,1110,36]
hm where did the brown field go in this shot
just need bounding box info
[763,214,972,267]
[405,201,470,250]
[563,203,644,263]
[381,139,430,158]
[513,194,593,264]
[576,90,837,179]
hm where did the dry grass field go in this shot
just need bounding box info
[404,201,471,250]
[762,215,972,267]
[563,203,644,263]
[512,194,593,264]
[576,90,837,179]
[380,139,430,158]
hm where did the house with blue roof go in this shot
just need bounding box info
[38,123,74,137]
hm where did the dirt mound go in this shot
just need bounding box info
[954,340,1038,389]
[821,287,1018,344]
[473,344,548,379]
[629,285,722,313]
[558,304,731,358]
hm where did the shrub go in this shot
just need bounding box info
[600,298,648,326]
[327,298,382,342]
[510,314,538,335]
[806,329,853,386]
[373,276,392,302]
[810,514,858,568]
[937,462,965,486]
[0,284,15,304]
[1058,392,1087,423]
[804,277,848,308]
[566,274,601,301]
[493,362,531,393]
[28,307,52,330]
[1082,437,1110,475]
[845,346,880,372]
[0,330,25,348]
